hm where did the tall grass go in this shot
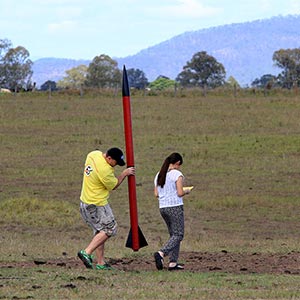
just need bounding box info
[1,267,300,300]
[0,91,300,299]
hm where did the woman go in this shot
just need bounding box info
[153,152,192,271]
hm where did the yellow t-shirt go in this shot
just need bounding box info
[80,150,118,206]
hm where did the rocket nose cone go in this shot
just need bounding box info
[122,65,130,97]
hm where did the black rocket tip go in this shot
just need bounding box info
[122,65,130,97]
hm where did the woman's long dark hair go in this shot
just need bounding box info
[157,152,183,188]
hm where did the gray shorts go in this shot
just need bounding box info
[80,202,117,237]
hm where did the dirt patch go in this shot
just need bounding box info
[1,251,299,274]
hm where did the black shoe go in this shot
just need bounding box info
[168,264,184,271]
[154,252,164,270]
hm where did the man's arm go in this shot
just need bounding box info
[113,167,135,190]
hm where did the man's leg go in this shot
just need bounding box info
[85,231,109,257]
[95,243,105,265]
[78,231,109,269]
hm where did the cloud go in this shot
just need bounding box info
[55,6,83,19]
[32,0,82,4]
[259,0,272,12]
[47,20,77,33]
[256,0,300,16]
[288,0,300,14]
[159,0,221,19]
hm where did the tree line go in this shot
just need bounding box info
[1,38,300,92]
[0,39,33,91]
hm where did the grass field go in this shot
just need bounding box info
[0,90,300,299]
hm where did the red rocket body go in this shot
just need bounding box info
[122,65,147,251]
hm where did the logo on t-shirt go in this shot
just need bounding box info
[84,165,93,176]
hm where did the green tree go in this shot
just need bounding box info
[57,64,88,89]
[127,68,148,89]
[40,80,57,91]
[0,40,33,91]
[227,76,240,88]
[85,54,121,88]
[0,39,12,58]
[149,76,176,91]
[0,39,11,87]
[251,74,277,88]
[273,48,300,88]
[176,51,226,88]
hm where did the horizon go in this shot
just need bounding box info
[31,14,297,62]
[1,0,299,61]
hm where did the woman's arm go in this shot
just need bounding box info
[176,176,184,197]
[176,175,190,197]
[154,186,159,198]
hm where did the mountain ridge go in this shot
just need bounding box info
[32,14,300,87]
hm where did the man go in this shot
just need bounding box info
[78,147,135,270]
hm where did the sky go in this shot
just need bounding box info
[0,0,299,61]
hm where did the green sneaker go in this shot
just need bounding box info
[95,263,114,270]
[77,250,93,269]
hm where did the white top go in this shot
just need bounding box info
[154,169,184,208]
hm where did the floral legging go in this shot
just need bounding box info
[159,205,184,263]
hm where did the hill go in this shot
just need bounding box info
[32,15,300,87]
[32,58,90,87]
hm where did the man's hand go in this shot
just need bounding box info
[123,167,135,177]
[114,167,135,189]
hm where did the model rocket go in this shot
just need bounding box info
[122,65,147,251]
